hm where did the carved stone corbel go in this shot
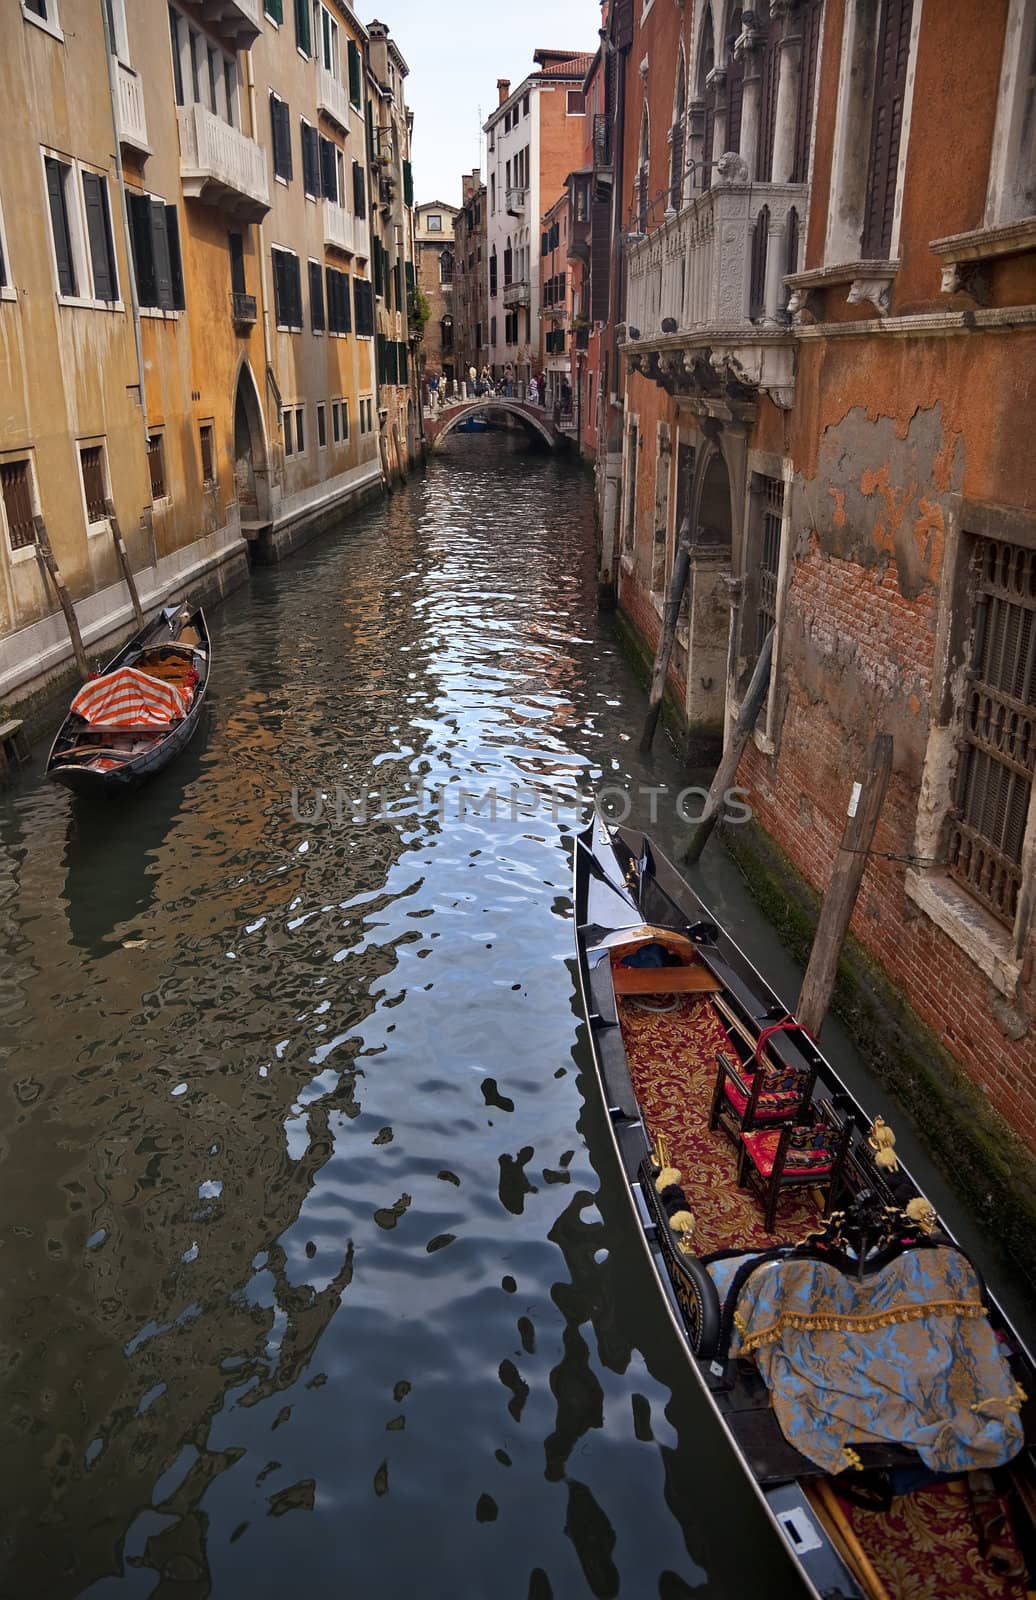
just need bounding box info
[939,260,992,306]
[847,274,895,316]
[786,285,814,324]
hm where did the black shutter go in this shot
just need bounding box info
[270,93,282,176]
[266,0,282,17]
[352,160,366,219]
[0,233,5,290]
[320,137,338,202]
[166,206,185,309]
[589,194,610,323]
[792,0,823,184]
[862,0,914,259]
[309,260,325,331]
[348,37,362,106]
[354,276,374,335]
[294,0,311,55]
[271,96,293,182]
[128,190,155,306]
[273,249,285,324]
[301,123,319,196]
[82,171,117,301]
[150,199,173,310]
[45,159,77,296]
[366,95,375,163]
[489,253,497,295]
[290,254,302,328]
[340,270,351,333]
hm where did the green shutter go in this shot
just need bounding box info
[347,39,362,107]
[405,261,415,298]
[366,96,375,164]
[264,0,283,20]
[294,0,311,56]
[402,160,413,208]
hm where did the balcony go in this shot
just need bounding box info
[592,114,612,173]
[567,215,590,262]
[504,187,527,217]
[114,61,149,155]
[323,202,355,255]
[622,174,807,410]
[177,0,261,49]
[177,103,269,221]
[317,65,350,131]
[231,291,257,327]
[503,278,530,308]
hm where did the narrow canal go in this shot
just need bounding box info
[6,434,1008,1600]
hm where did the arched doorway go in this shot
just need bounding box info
[696,448,733,548]
[233,364,270,528]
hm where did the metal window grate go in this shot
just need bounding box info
[1,459,36,550]
[948,538,1036,927]
[147,434,166,500]
[80,446,107,522]
[757,476,784,653]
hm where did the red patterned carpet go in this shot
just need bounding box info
[617,992,1032,1600]
[617,993,823,1254]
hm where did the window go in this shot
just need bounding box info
[295,408,305,453]
[352,160,367,219]
[439,250,453,284]
[79,443,109,526]
[147,432,167,500]
[339,398,349,440]
[353,275,374,336]
[128,191,184,311]
[82,171,118,301]
[229,230,246,296]
[347,38,362,107]
[44,157,77,297]
[317,3,339,74]
[490,314,496,346]
[308,260,325,331]
[327,266,352,333]
[22,0,61,38]
[332,400,341,442]
[861,0,915,259]
[490,174,496,213]
[947,537,1036,929]
[441,315,453,353]
[426,213,442,232]
[199,422,215,485]
[104,0,129,60]
[489,251,498,296]
[301,120,320,198]
[283,407,293,456]
[264,0,283,20]
[316,402,327,448]
[270,93,293,182]
[282,404,306,456]
[748,474,784,657]
[44,157,121,306]
[169,8,237,122]
[0,458,38,553]
[272,246,303,329]
[319,136,339,202]
[622,421,639,553]
[522,92,530,118]
[294,0,311,55]
[985,0,1036,227]
[567,90,586,116]
[169,6,185,103]
[0,201,10,296]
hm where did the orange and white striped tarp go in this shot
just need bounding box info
[70,666,188,727]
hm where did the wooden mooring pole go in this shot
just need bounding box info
[683,627,774,864]
[796,732,894,1035]
[640,525,691,754]
[33,515,90,681]
[104,498,145,632]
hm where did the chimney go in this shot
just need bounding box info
[497,78,510,106]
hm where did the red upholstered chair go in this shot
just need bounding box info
[709,1047,817,1148]
[737,1102,853,1232]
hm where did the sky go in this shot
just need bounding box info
[367,0,603,208]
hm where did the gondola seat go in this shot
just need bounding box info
[737,1105,852,1232]
[710,1049,816,1145]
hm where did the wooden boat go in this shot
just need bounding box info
[454,415,489,432]
[46,604,210,798]
[574,811,1036,1600]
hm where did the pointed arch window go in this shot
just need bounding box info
[669,56,686,211]
[697,9,716,192]
[636,109,650,231]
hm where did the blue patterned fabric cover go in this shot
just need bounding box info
[717,1245,1025,1475]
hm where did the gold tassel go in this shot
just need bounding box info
[843,1447,864,1472]
[868,1116,899,1172]
[669,1208,696,1254]
[905,1196,938,1233]
[655,1166,682,1192]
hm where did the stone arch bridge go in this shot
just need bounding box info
[424,397,564,451]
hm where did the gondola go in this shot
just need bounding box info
[46,604,210,798]
[574,810,1036,1600]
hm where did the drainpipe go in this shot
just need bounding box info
[244,49,278,458]
[100,0,156,574]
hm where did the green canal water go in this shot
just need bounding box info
[0,436,1026,1599]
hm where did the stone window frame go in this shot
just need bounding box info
[649,420,672,604]
[985,0,1036,230]
[0,449,42,566]
[0,194,14,303]
[620,411,640,573]
[906,495,1036,998]
[816,0,924,314]
[76,434,112,539]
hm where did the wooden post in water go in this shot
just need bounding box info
[796,732,894,1035]
[104,498,145,632]
[683,627,774,863]
[33,515,90,681]
[640,522,691,753]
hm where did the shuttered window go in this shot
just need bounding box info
[272,247,302,329]
[1,460,37,551]
[347,38,362,107]
[402,160,413,208]
[792,0,823,184]
[352,160,366,219]
[270,94,293,182]
[489,252,497,295]
[948,538,1036,928]
[757,14,783,183]
[756,476,783,655]
[317,403,327,448]
[326,266,351,333]
[309,260,325,331]
[79,445,108,522]
[82,172,118,302]
[319,137,338,202]
[45,158,77,297]
[301,121,319,197]
[127,193,183,311]
[200,423,215,484]
[862,0,914,260]
[353,275,374,336]
[0,232,6,290]
[264,0,283,20]
[294,0,311,56]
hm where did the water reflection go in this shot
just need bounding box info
[1,438,802,1599]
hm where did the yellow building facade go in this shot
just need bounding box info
[0,0,387,724]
